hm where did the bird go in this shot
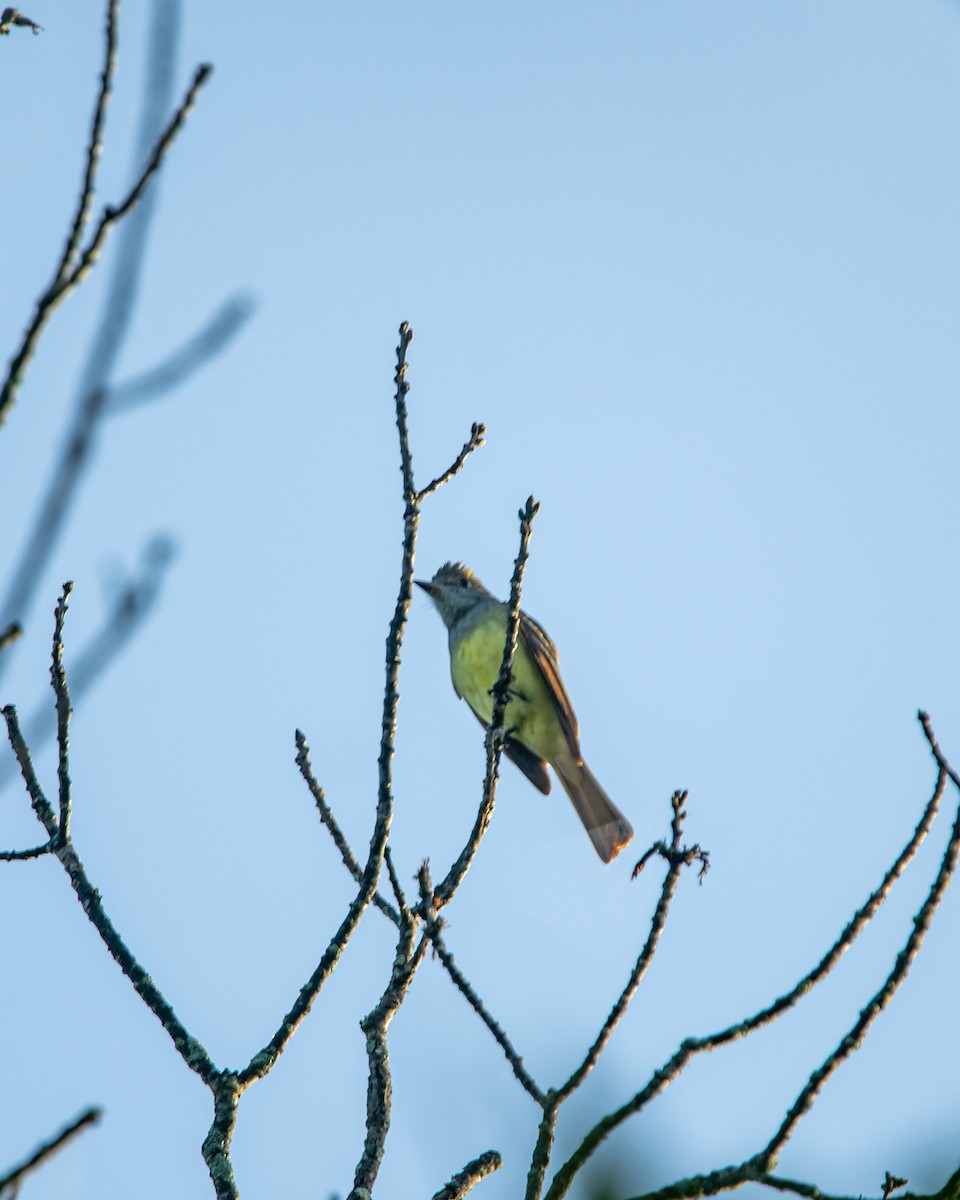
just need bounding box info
[416,562,633,862]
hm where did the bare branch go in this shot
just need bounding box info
[65,64,214,289]
[419,871,544,1104]
[384,844,408,913]
[0,539,176,791]
[57,0,119,279]
[241,324,424,1089]
[0,3,221,653]
[201,1073,241,1200]
[294,730,400,925]
[433,496,540,908]
[104,294,255,415]
[525,1106,559,1200]
[3,591,218,1084]
[50,585,74,842]
[545,721,951,1199]
[754,748,960,1169]
[350,915,429,1200]
[0,1107,101,1196]
[0,841,51,862]
[558,791,702,1103]
[0,45,212,431]
[417,421,486,501]
[2,705,59,839]
[432,1150,504,1200]
[0,0,119,428]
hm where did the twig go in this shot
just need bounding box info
[2,705,59,839]
[433,496,540,908]
[294,730,400,925]
[417,422,486,501]
[0,1107,102,1196]
[525,887,746,1200]
[64,65,214,292]
[50,585,74,843]
[0,537,176,791]
[0,0,118,428]
[0,841,51,862]
[419,871,545,1103]
[57,0,119,281]
[432,1150,504,1200]
[558,791,703,1103]
[0,23,211,429]
[384,844,408,912]
[3,588,218,1086]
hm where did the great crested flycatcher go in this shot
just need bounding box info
[416,562,633,863]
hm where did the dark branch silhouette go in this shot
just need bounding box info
[0,1107,101,1196]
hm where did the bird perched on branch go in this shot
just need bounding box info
[417,562,633,863]
[0,7,43,34]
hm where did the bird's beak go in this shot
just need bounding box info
[414,579,436,597]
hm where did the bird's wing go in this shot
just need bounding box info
[503,735,552,794]
[518,609,581,758]
[464,705,551,794]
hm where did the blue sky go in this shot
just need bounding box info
[1,2,959,1197]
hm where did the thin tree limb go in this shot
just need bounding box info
[417,421,486,501]
[0,1107,102,1196]
[419,876,544,1104]
[0,537,176,793]
[3,586,219,1086]
[432,1150,504,1200]
[545,717,951,1199]
[558,791,702,1102]
[432,496,540,909]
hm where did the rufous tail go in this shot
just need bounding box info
[554,757,633,863]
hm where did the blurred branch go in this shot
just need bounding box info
[0,623,20,654]
[104,295,255,414]
[0,1107,101,1197]
[0,1,233,679]
[752,1167,960,1200]
[0,537,176,794]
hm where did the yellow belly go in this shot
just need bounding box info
[450,609,567,762]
